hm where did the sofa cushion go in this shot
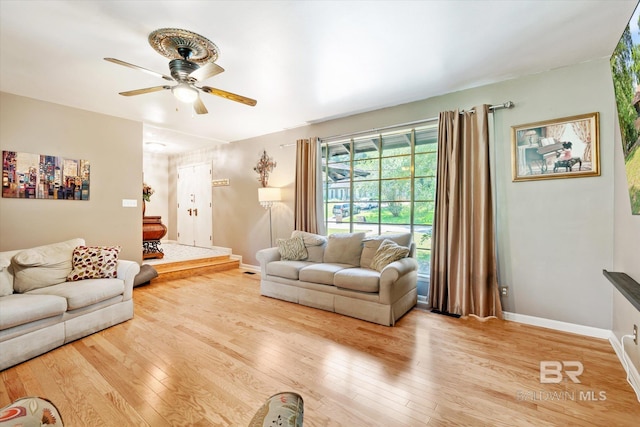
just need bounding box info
[0,294,67,330]
[0,255,12,297]
[370,239,410,272]
[276,236,308,261]
[291,230,327,263]
[334,268,380,293]
[267,260,314,280]
[12,238,85,293]
[299,263,351,286]
[323,232,365,266]
[27,279,125,310]
[67,246,120,281]
[360,233,412,268]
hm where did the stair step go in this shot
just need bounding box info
[150,255,239,281]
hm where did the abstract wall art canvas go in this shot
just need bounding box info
[2,150,90,200]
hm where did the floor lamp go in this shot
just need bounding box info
[258,187,281,247]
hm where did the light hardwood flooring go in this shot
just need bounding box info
[1,269,639,426]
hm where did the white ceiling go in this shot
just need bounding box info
[1,1,637,154]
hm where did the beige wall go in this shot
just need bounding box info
[0,92,143,262]
[173,59,616,330]
[168,131,299,260]
[612,109,640,374]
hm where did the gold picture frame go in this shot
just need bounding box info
[511,112,600,182]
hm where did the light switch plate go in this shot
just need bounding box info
[212,178,230,187]
[122,199,138,207]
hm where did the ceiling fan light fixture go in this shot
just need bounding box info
[172,83,198,103]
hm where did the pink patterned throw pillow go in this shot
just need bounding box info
[67,246,120,281]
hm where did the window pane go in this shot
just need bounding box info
[358,207,379,223]
[414,177,436,201]
[381,156,411,178]
[414,225,432,250]
[382,131,411,156]
[415,125,438,154]
[380,201,411,224]
[353,136,381,159]
[353,159,379,181]
[380,179,411,201]
[326,181,350,202]
[413,202,435,225]
[415,152,437,177]
[415,249,431,276]
[353,181,378,203]
[326,141,351,162]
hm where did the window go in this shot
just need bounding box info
[321,122,438,297]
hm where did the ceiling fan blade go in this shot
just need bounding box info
[193,96,208,115]
[119,86,170,96]
[201,86,257,106]
[189,62,225,82]
[104,57,174,81]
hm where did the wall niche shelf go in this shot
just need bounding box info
[603,270,640,312]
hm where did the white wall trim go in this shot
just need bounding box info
[609,333,640,401]
[498,312,640,399]
[241,262,260,273]
[502,311,611,339]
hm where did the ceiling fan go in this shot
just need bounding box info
[105,28,257,115]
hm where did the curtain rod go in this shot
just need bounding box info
[280,101,514,148]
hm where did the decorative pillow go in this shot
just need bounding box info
[370,239,410,272]
[12,238,85,293]
[291,230,326,247]
[0,396,64,426]
[323,232,365,266]
[276,236,308,261]
[291,230,327,262]
[67,246,121,282]
[360,233,412,268]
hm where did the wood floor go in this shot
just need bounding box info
[1,269,639,426]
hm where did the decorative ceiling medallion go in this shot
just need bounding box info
[148,28,219,64]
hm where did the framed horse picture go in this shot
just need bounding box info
[511,112,600,182]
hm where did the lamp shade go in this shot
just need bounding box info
[258,187,281,203]
[172,83,199,103]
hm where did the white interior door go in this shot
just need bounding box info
[177,163,212,247]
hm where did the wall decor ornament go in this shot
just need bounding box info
[253,150,277,187]
[511,112,600,182]
[2,150,90,199]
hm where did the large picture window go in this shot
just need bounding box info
[321,122,437,297]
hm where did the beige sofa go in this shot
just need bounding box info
[0,238,139,371]
[256,231,418,326]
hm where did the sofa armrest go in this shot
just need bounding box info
[380,257,418,282]
[378,257,418,304]
[117,260,140,301]
[256,247,281,276]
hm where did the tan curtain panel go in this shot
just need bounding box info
[294,137,321,233]
[429,105,502,319]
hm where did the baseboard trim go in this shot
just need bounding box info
[241,262,260,273]
[502,311,611,339]
[609,333,640,400]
